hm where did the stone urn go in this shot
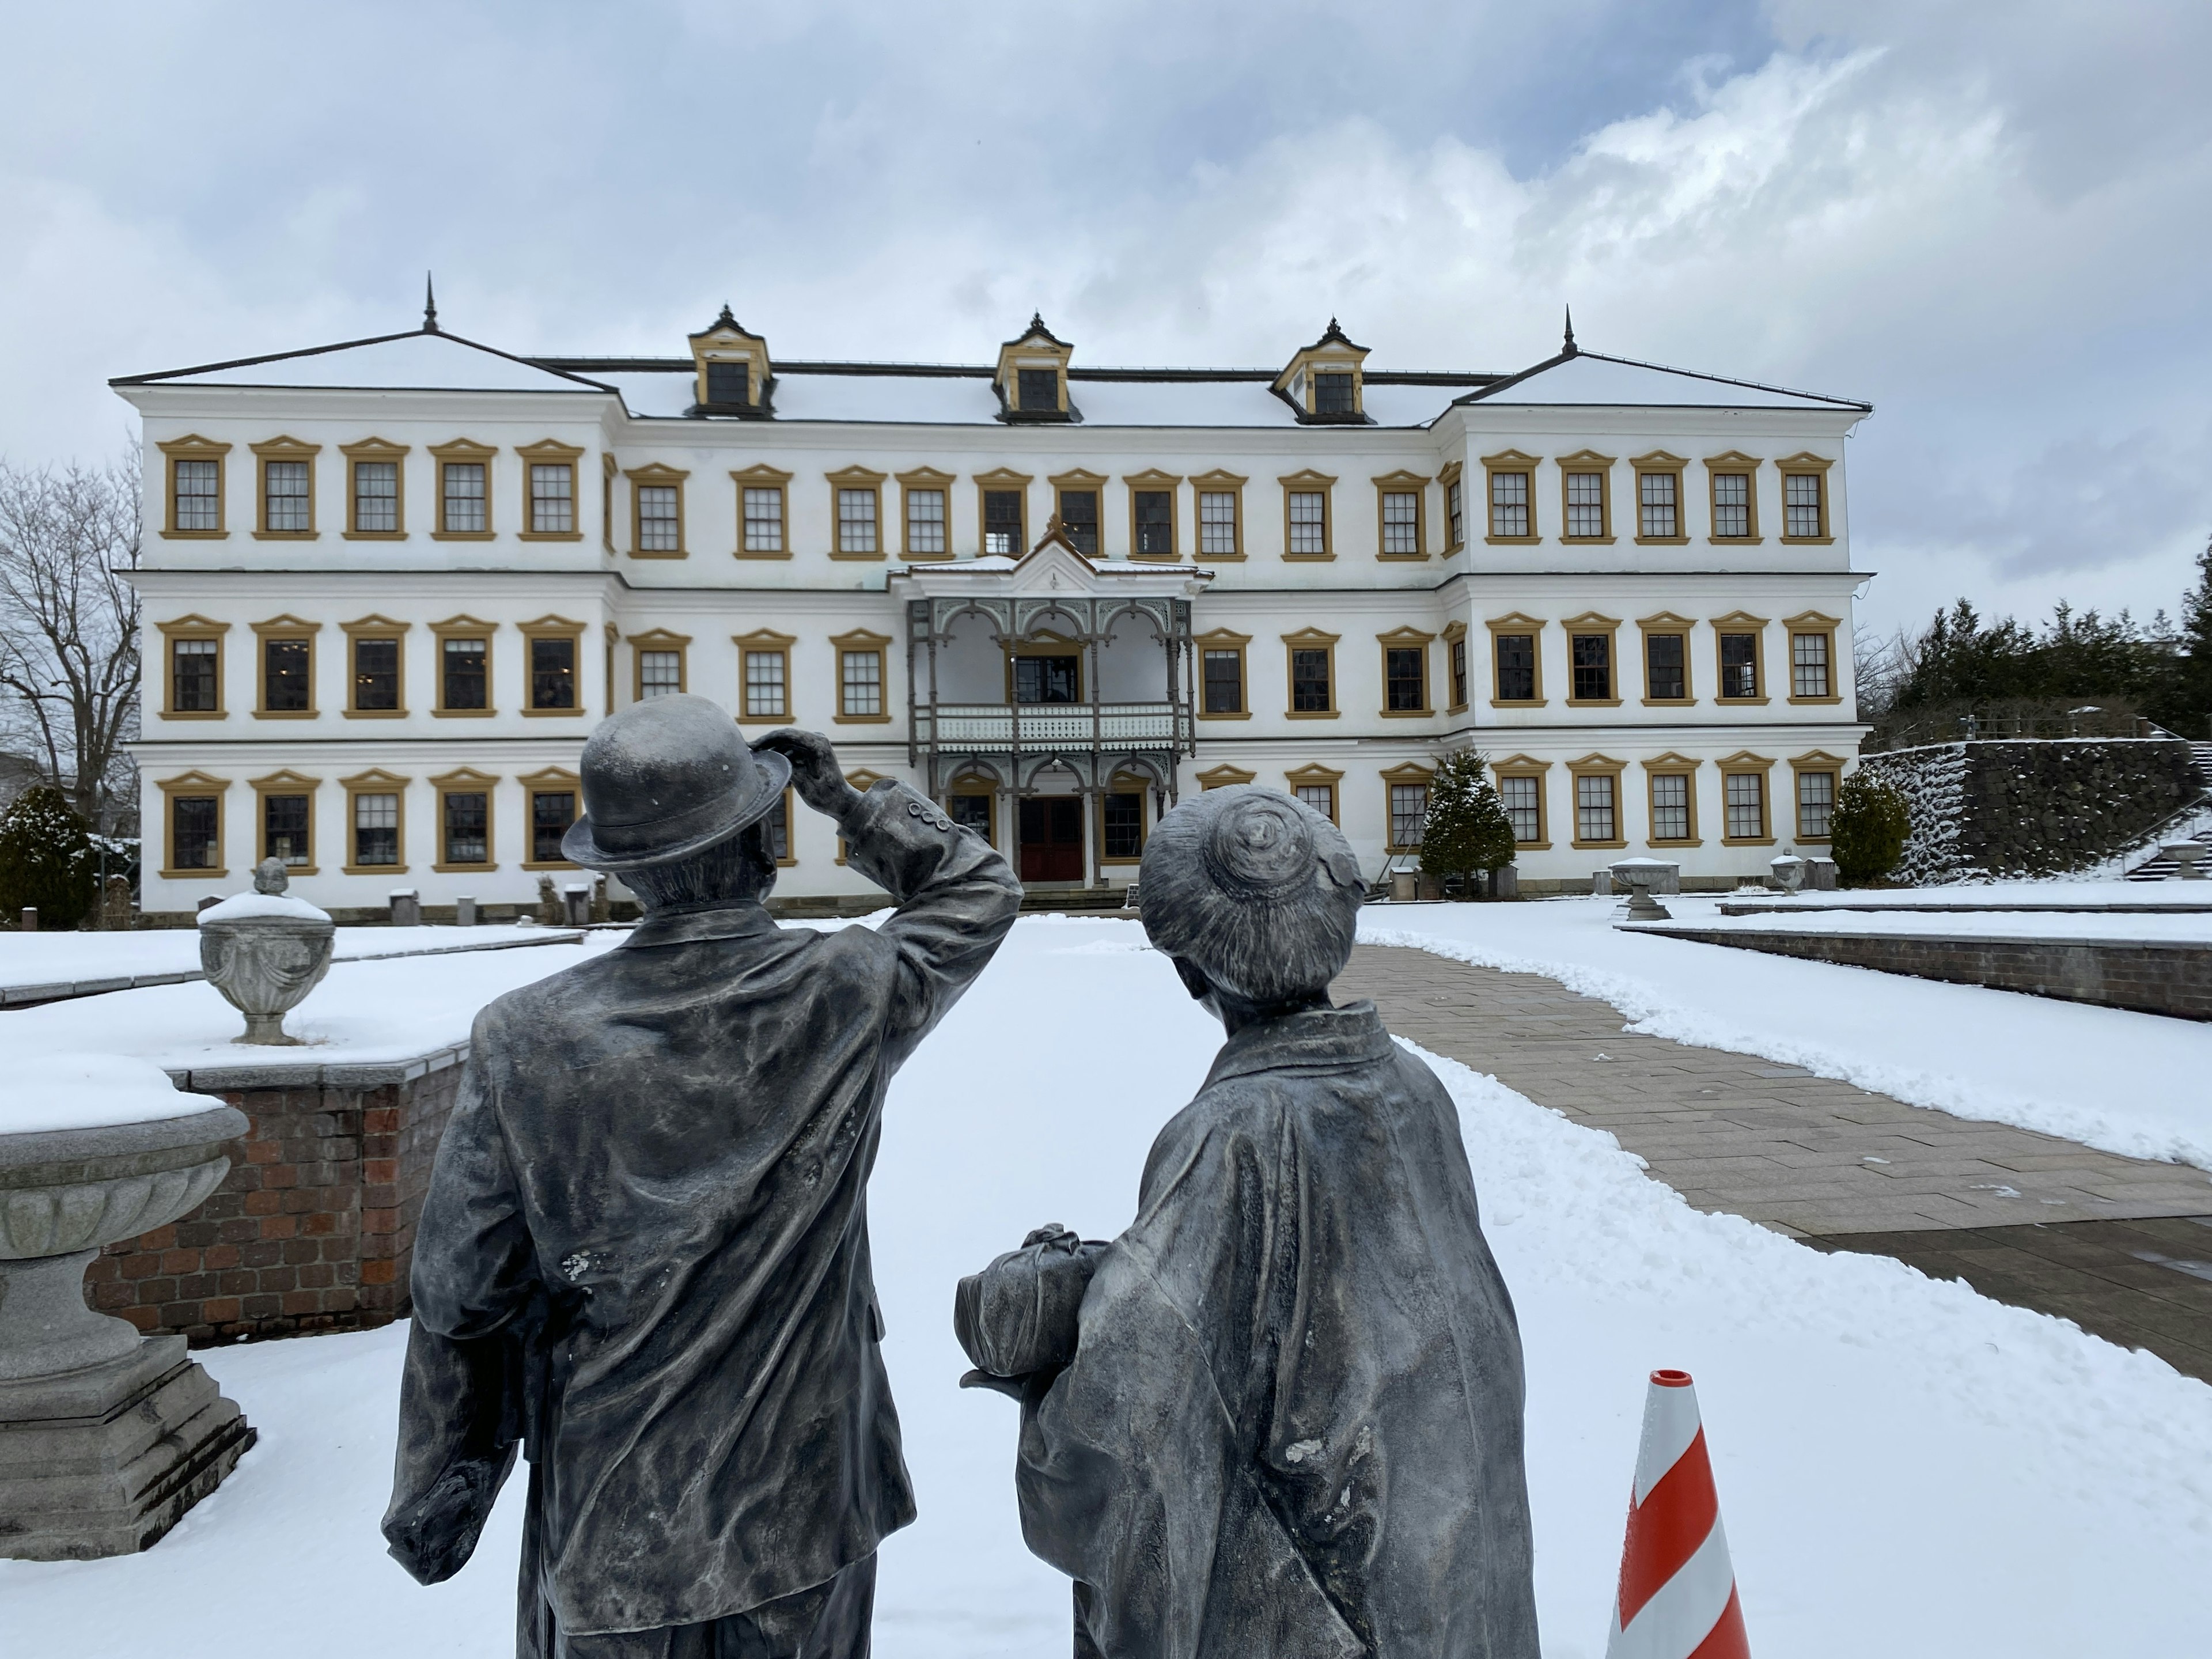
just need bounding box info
[2160,840,2208,881]
[198,857,335,1044]
[0,1059,256,1559]
[1768,855,1808,895]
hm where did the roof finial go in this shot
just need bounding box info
[717,302,737,328]
[1562,305,1576,357]
[423,272,440,334]
[1029,310,1048,334]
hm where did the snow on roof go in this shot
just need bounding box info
[1457,350,1868,411]
[115,329,616,395]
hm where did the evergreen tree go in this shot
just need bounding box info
[2174,536,2212,738]
[1828,773,1911,887]
[0,784,99,928]
[1419,751,1518,889]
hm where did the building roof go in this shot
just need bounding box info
[1456,347,1870,412]
[109,327,618,395]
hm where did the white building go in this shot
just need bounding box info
[115,305,1870,918]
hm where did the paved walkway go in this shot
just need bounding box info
[1335,944,2212,1381]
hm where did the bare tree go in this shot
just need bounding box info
[0,451,143,831]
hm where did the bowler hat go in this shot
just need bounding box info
[1139,786,1365,1005]
[561,694,793,872]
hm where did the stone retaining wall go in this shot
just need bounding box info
[1635,926,2211,1021]
[84,1056,463,1345]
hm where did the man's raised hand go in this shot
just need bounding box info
[753,728,863,819]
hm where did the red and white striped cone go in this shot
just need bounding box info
[1604,1369,1750,1659]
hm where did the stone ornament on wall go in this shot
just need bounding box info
[197,857,336,1043]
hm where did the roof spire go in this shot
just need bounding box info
[423,272,439,334]
[1562,305,1576,357]
[716,302,737,329]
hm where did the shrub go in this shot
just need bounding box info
[0,785,100,929]
[1828,772,1910,887]
[1420,751,1518,891]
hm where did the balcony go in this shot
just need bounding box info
[915,701,1187,752]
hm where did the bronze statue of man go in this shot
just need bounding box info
[385,695,1021,1658]
[957,787,1539,1658]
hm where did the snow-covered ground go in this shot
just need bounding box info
[3,917,2209,1657]
[1705,879,2211,910]
[0,924,577,994]
[1363,897,2212,1173]
[1650,899,2212,944]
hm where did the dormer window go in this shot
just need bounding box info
[994,313,1078,423]
[687,306,772,418]
[1274,320,1371,425]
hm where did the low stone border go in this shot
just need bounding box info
[1716,900,2212,916]
[1626,922,2212,1021]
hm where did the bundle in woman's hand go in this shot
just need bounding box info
[953,1222,1108,1388]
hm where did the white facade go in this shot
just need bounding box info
[115,313,1870,915]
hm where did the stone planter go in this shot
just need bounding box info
[198,858,335,1044]
[1,1100,257,1559]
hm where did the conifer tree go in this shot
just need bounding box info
[1419,751,1518,891]
[1827,772,1911,887]
[0,784,99,928]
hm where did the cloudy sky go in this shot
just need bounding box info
[4,0,2206,637]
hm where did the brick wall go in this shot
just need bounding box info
[1638,926,2212,1021]
[84,1062,461,1345]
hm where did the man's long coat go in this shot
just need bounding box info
[1015,1003,1540,1659]
[386,781,1021,1645]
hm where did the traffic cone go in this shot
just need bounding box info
[1604,1369,1749,1659]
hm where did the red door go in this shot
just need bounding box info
[1018,797,1085,882]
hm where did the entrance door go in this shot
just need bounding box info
[1018,797,1085,882]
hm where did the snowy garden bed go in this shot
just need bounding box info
[1,916,2207,1657]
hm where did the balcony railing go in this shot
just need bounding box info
[916,701,1186,751]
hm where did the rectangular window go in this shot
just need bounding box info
[264,460,310,533]
[530,464,575,535]
[175,460,220,532]
[1650,774,1691,842]
[638,484,681,552]
[1576,774,1617,843]
[1565,471,1606,537]
[532,790,576,862]
[172,638,218,713]
[1638,471,1679,538]
[1294,782,1335,821]
[264,793,310,867]
[766,790,791,862]
[1290,648,1332,713]
[442,792,489,865]
[840,649,883,717]
[1102,793,1143,860]
[1785,472,1824,538]
[1059,490,1099,555]
[1013,655,1080,705]
[744,650,787,719]
[1287,491,1328,556]
[1495,634,1536,702]
[1570,634,1612,702]
[1389,783,1429,849]
[1385,646,1426,712]
[948,793,993,844]
[442,638,488,710]
[1791,632,1831,698]
[1726,773,1766,839]
[1450,638,1468,708]
[1134,491,1173,556]
[354,792,399,867]
[442,462,487,534]
[173,795,219,869]
[1018,368,1059,412]
[1500,775,1540,844]
[639,650,682,699]
[1713,472,1751,538]
[1797,771,1836,839]
[1381,491,1420,555]
[904,488,945,556]
[353,461,398,533]
[1313,372,1355,415]
[743,487,785,554]
[1199,491,1238,556]
[836,487,878,555]
[983,490,1024,555]
[263,638,311,712]
[706,361,749,407]
[1202,649,1243,715]
[1646,633,1686,701]
[1446,479,1464,548]
[1719,633,1759,700]
[352,637,399,711]
[530,637,577,710]
[1490,470,1529,538]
